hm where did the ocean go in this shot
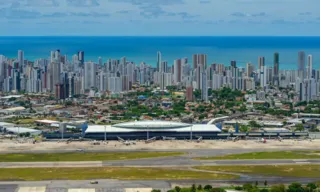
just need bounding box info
[0,36,320,69]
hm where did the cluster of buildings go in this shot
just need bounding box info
[0,50,319,102]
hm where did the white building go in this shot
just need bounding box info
[84,61,96,90]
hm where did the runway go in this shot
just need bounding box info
[1,158,319,168]
[1,177,320,192]
[0,148,319,190]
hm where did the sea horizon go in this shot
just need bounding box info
[1,36,320,69]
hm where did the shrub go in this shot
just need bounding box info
[234,186,243,191]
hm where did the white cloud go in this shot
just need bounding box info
[0,0,319,35]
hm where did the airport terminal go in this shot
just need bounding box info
[84,120,222,140]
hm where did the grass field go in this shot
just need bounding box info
[0,167,238,181]
[194,151,320,160]
[194,165,320,178]
[0,152,184,162]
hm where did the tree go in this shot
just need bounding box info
[175,186,181,192]
[152,190,161,192]
[204,185,213,191]
[240,125,251,133]
[270,184,286,192]
[193,89,201,100]
[243,183,253,191]
[295,124,304,132]
[239,105,247,113]
[306,183,317,192]
[249,121,261,129]
[260,189,269,192]
[255,181,259,187]
[211,188,226,192]
[264,180,268,187]
[197,185,203,191]
[287,182,304,192]
[191,184,196,192]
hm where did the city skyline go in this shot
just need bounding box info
[0,0,320,36]
[0,48,318,102]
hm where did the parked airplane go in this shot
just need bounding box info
[196,136,203,143]
[162,136,176,140]
[145,137,157,143]
[76,148,85,152]
[117,136,136,145]
[256,138,267,143]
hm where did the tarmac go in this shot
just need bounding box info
[1,178,320,192]
[0,144,319,191]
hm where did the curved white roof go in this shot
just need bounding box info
[112,120,191,129]
[85,122,221,133]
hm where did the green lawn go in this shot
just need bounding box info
[194,151,320,160]
[0,167,238,181]
[0,152,184,162]
[194,165,320,178]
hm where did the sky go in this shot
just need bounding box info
[0,0,320,36]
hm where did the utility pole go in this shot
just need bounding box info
[104,126,107,142]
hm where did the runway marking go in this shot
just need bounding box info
[295,162,310,164]
[18,186,46,192]
[68,189,95,192]
[125,188,153,192]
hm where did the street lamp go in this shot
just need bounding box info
[104,125,107,142]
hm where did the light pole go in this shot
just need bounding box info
[147,126,149,140]
[104,125,107,142]
[190,125,193,141]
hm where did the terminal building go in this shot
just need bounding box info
[84,120,222,140]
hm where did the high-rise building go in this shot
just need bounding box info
[298,51,305,79]
[260,66,267,88]
[192,54,207,69]
[186,85,193,101]
[173,59,182,84]
[258,56,265,70]
[273,52,279,85]
[84,62,96,90]
[98,57,102,66]
[196,64,204,89]
[307,55,313,79]
[231,60,237,68]
[157,51,161,72]
[201,71,208,102]
[246,63,254,77]
[160,61,168,73]
[78,51,84,65]
[18,50,24,71]
[51,62,61,93]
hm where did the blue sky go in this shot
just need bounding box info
[1,0,319,36]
